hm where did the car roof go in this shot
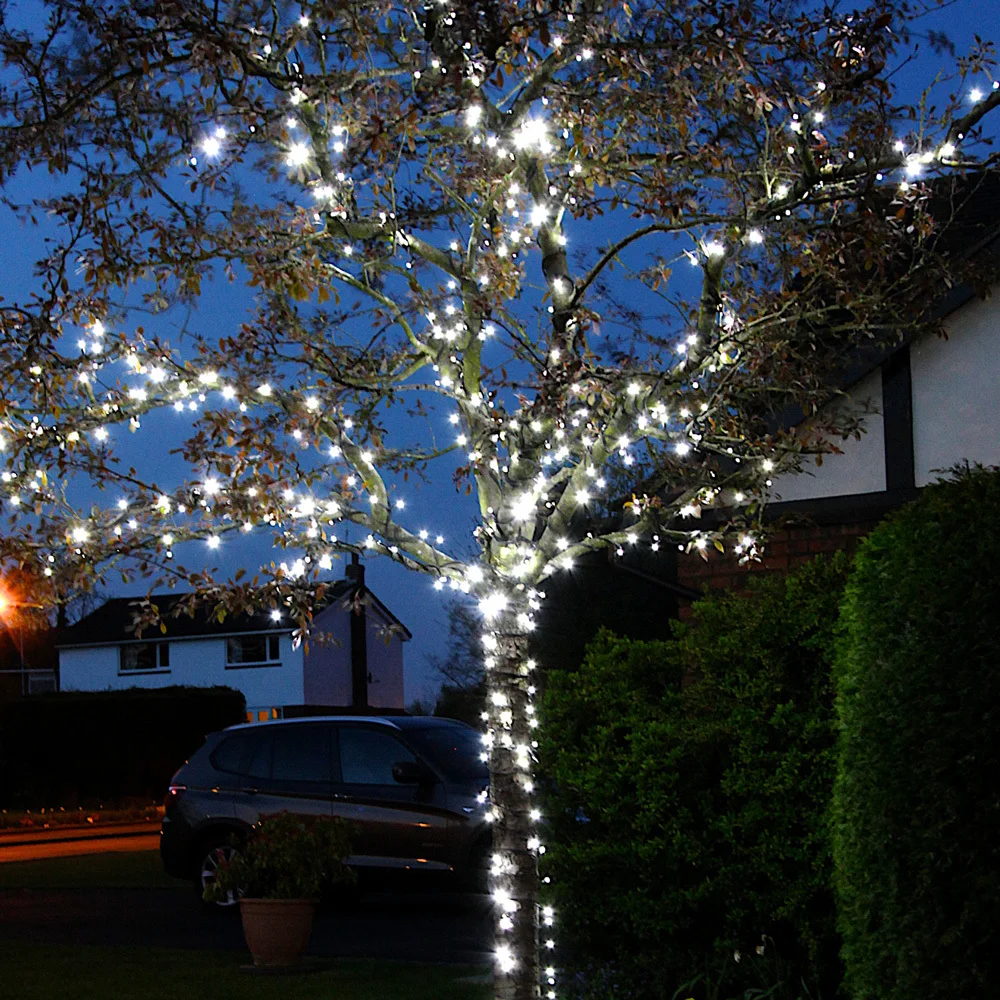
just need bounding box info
[222,714,471,733]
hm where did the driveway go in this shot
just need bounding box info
[0,885,493,964]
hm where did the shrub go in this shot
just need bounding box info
[541,555,849,999]
[833,466,1000,1000]
[205,811,354,902]
[0,685,245,807]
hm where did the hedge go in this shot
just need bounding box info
[833,466,1000,1000]
[0,685,246,807]
[541,554,849,999]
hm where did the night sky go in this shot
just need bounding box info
[1,0,995,705]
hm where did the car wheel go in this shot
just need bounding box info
[197,840,241,908]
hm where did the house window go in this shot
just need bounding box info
[244,707,283,723]
[27,672,57,695]
[120,642,169,673]
[226,634,280,668]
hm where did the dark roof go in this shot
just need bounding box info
[840,171,1000,382]
[56,579,366,648]
[766,172,1000,433]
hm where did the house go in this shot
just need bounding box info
[56,557,410,721]
[677,178,1000,600]
[678,283,1000,597]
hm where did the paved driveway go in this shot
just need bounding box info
[0,885,493,964]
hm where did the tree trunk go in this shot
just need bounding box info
[487,614,541,1000]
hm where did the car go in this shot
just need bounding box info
[159,715,491,902]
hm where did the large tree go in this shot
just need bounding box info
[1,2,998,996]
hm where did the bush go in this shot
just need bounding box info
[541,555,849,1000]
[833,466,1000,1000]
[205,812,354,902]
[0,686,246,808]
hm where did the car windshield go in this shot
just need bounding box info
[404,724,489,782]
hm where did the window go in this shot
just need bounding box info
[403,723,489,781]
[245,707,282,723]
[234,727,330,783]
[271,726,330,783]
[339,727,416,786]
[27,673,57,695]
[211,733,258,775]
[119,642,169,673]
[226,634,280,667]
[247,736,271,780]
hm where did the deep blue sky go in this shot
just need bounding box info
[2,0,996,705]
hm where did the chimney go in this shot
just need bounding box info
[345,552,365,585]
[347,554,368,709]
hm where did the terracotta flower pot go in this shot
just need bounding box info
[239,897,318,967]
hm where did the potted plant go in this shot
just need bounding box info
[204,811,353,967]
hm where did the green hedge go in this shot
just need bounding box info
[542,555,848,999]
[0,686,246,808]
[833,466,1000,1000]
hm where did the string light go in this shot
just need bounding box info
[287,142,310,166]
[0,12,984,998]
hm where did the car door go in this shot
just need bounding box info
[231,724,333,828]
[332,724,452,871]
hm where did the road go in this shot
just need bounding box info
[0,885,493,964]
[0,823,160,863]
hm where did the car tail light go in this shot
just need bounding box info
[163,784,186,810]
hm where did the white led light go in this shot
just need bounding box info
[479,592,508,619]
[287,142,310,166]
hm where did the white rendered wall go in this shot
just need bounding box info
[303,601,353,706]
[770,369,886,502]
[911,292,1000,486]
[59,647,121,690]
[59,634,302,709]
[365,604,405,709]
[302,598,406,709]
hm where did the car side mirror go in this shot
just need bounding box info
[392,761,435,785]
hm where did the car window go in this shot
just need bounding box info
[247,734,271,780]
[211,733,257,775]
[271,725,330,783]
[339,727,416,785]
[403,724,489,781]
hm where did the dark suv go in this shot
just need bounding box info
[160,715,490,899]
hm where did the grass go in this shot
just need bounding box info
[0,943,492,1000]
[0,850,180,890]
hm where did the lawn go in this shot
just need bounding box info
[0,943,492,1000]
[0,850,179,890]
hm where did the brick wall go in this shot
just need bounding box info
[677,520,874,616]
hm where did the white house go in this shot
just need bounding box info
[677,179,1000,598]
[56,558,410,721]
[766,172,1000,514]
[768,281,1000,514]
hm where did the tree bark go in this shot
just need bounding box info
[488,614,540,1000]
